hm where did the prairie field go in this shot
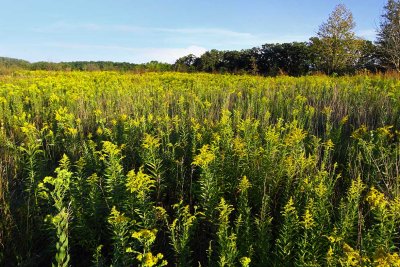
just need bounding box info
[1,71,400,266]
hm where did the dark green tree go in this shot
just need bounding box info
[197,49,224,72]
[257,43,311,76]
[356,40,381,72]
[174,54,199,72]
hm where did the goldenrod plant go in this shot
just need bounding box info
[2,72,400,265]
[216,198,238,267]
[128,229,168,267]
[40,155,72,267]
[100,141,125,208]
[193,144,220,223]
[166,200,202,266]
[141,134,164,202]
[107,206,131,266]
[236,176,253,260]
[275,197,300,266]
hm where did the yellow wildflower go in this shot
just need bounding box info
[302,209,315,230]
[325,139,334,150]
[95,126,103,135]
[340,115,349,125]
[374,250,400,267]
[233,137,246,157]
[282,197,297,216]
[193,145,215,167]
[238,176,251,192]
[366,186,388,211]
[347,176,365,201]
[126,167,155,201]
[142,133,160,150]
[341,243,361,267]
[68,127,78,137]
[240,257,251,267]
[108,206,129,224]
[326,246,334,266]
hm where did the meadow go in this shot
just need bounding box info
[1,71,400,266]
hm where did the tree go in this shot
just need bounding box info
[376,0,400,71]
[257,43,311,76]
[356,40,381,72]
[311,4,362,74]
[174,54,198,72]
[197,49,224,73]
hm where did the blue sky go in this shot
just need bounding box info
[0,0,386,63]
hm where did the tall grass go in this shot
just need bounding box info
[1,71,400,266]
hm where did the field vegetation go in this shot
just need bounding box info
[1,71,400,266]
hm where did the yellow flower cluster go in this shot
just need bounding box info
[55,106,74,124]
[142,133,160,150]
[284,127,306,146]
[101,141,122,158]
[136,252,167,267]
[377,125,394,139]
[315,182,327,198]
[326,246,334,266]
[374,250,400,267]
[132,229,157,245]
[347,176,365,201]
[233,137,246,157]
[341,243,362,267]
[238,176,251,193]
[192,145,215,167]
[282,197,297,217]
[324,139,334,150]
[302,209,315,230]
[366,186,388,211]
[108,206,129,224]
[239,256,251,267]
[351,125,368,139]
[126,167,155,201]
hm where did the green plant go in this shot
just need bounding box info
[275,197,300,266]
[107,206,131,266]
[167,200,202,266]
[128,229,167,267]
[100,141,125,208]
[40,155,72,267]
[216,198,238,267]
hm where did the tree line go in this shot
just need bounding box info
[0,58,173,74]
[175,2,400,76]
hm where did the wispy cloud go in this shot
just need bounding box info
[32,22,103,32]
[25,22,314,62]
[33,22,256,37]
[32,22,309,49]
[39,43,207,63]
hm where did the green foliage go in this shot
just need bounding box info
[310,4,362,74]
[129,229,168,267]
[100,141,125,208]
[1,72,400,266]
[167,200,202,266]
[141,134,164,202]
[193,144,220,220]
[275,197,300,266]
[236,176,253,259]
[107,206,131,266]
[40,155,72,267]
[216,198,238,267]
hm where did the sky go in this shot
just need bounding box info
[0,0,387,63]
